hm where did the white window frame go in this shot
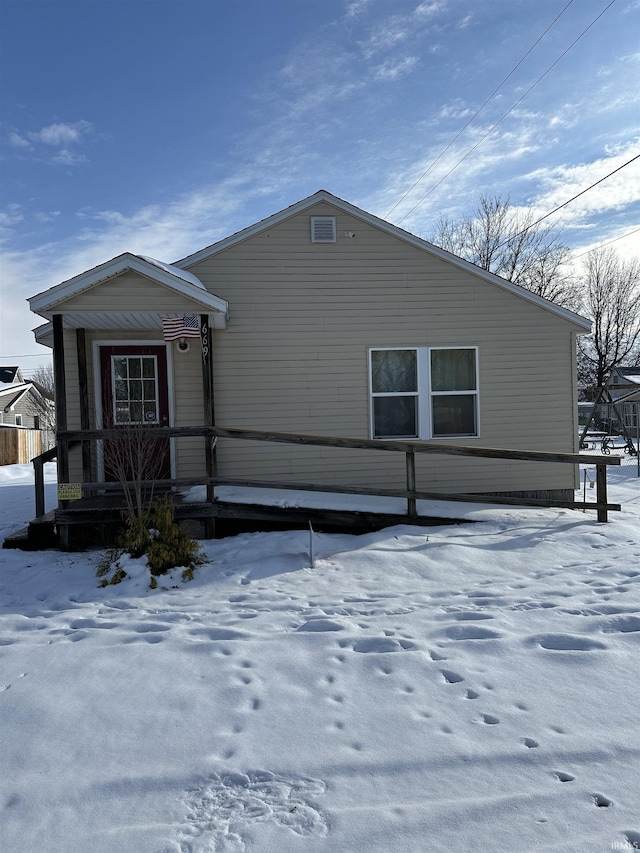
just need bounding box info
[15,414,23,426]
[310,216,336,243]
[369,346,480,440]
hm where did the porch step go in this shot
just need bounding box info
[2,512,58,551]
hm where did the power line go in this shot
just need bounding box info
[572,227,640,259]
[495,153,640,249]
[395,0,617,226]
[0,353,52,360]
[386,0,575,219]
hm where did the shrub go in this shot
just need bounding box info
[97,495,204,587]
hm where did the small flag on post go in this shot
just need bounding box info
[162,315,200,341]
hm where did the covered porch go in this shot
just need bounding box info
[26,253,229,547]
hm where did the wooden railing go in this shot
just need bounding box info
[50,425,622,523]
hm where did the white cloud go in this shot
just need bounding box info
[30,120,92,146]
[414,1,445,17]
[345,0,370,18]
[524,140,640,225]
[34,211,61,223]
[8,131,30,148]
[374,55,418,81]
[52,148,89,166]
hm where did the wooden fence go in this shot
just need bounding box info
[0,427,42,466]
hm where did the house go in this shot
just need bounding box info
[0,366,54,465]
[26,190,593,537]
[583,366,640,434]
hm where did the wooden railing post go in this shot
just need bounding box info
[406,449,417,518]
[596,463,608,523]
[33,456,45,517]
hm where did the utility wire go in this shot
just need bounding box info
[572,227,640,259]
[494,153,640,249]
[395,0,617,226]
[386,0,575,219]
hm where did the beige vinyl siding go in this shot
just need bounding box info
[187,201,583,495]
[53,272,202,315]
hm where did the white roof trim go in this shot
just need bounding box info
[29,252,228,318]
[176,190,591,331]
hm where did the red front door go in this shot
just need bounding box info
[100,345,171,482]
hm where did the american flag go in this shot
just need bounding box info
[162,315,200,341]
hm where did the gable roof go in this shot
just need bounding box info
[0,381,48,412]
[611,366,640,384]
[0,366,24,384]
[176,190,591,331]
[29,252,228,325]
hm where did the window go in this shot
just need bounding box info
[111,355,159,424]
[310,216,336,243]
[15,414,23,426]
[370,347,479,439]
[430,348,478,437]
[371,349,418,438]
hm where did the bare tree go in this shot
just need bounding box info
[24,362,56,447]
[431,195,577,307]
[103,418,170,521]
[577,248,640,393]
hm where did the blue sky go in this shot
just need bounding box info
[1,0,639,370]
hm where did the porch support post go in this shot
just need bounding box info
[76,328,92,488]
[596,463,608,523]
[201,314,216,538]
[406,449,417,518]
[53,314,70,549]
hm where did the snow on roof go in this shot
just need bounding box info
[136,255,206,291]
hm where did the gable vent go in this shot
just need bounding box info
[311,216,336,243]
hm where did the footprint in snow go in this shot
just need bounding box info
[352,637,418,654]
[178,770,328,852]
[444,625,502,641]
[529,634,608,651]
[440,669,464,684]
[554,771,575,782]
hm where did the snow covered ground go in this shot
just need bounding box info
[1,462,639,852]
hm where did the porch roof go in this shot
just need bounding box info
[28,253,229,339]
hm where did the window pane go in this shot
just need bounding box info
[143,379,156,401]
[143,402,158,422]
[129,358,142,378]
[113,357,128,380]
[142,357,156,378]
[130,402,143,423]
[115,404,129,424]
[115,380,128,401]
[372,350,417,393]
[129,379,142,400]
[432,394,477,436]
[431,349,476,391]
[373,396,417,438]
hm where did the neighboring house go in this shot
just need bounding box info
[0,366,52,430]
[28,190,591,515]
[605,367,640,433]
[584,366,640,434]
[0,366,54,464]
